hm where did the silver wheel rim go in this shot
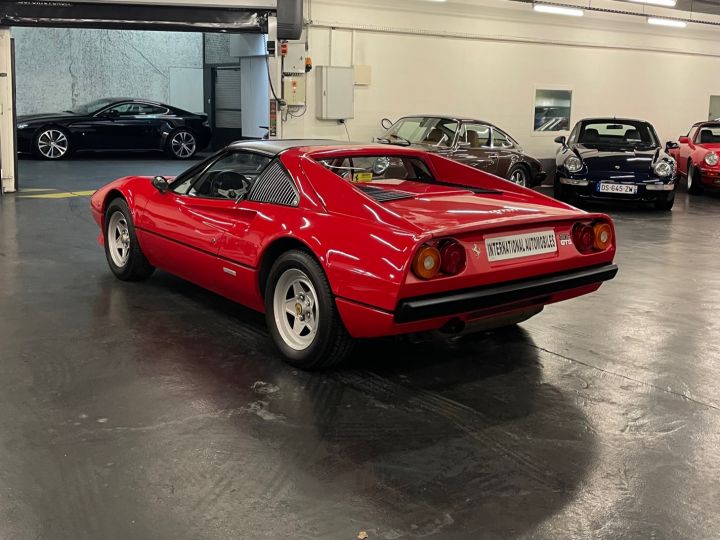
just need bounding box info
[37,129,69,159]
[272,268,319,351]
[107,211,131,268]
[510,168,527,187]
[171,131,196,158]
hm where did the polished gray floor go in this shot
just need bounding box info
[1,158,719,540]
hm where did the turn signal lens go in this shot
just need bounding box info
[439,241,467,275]
[412,245,441,280]
[593,222,613,251]
[572,223,595,254]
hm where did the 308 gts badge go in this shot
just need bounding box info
[559,232,573,246]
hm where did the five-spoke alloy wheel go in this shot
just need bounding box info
[508,165,528,187]
[265,250,353,369]
[104,198,155,281]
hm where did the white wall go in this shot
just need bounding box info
[283,0,720,159]
[0,28,15,192]
[12,28,203,115]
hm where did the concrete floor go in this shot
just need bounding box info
[1,158,719,540]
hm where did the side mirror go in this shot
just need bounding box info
[152,175,170,193]
[665,140,680,151]
[554,135,567,146]
[381,118,393,130]
[678,136,690,144]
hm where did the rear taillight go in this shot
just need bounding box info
[412,245,441,279]
[572,221,613,254]
[439,240,467,275]
[412,239,467,279]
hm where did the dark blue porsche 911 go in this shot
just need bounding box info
[553,118,678,211]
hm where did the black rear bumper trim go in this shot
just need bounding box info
[395,263,618,323]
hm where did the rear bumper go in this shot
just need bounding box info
[396,264,618,323]
[337,263,618,338]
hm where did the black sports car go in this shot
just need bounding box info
[554,118,678,211]
[16,98,212,160]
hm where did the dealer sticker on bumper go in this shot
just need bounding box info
[485,230,558,262]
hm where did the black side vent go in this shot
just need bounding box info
[355,184,415,203]
[249,161,299,207]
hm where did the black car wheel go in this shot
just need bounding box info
[687,163,704,195]
[104,198,155,281]
[265,250,354,370]
[34,127,71,160]
[654,194,675,211]
[508,165,529,187]
[166,130,198,160]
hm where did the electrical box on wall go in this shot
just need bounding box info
[316,66,354,120]
[283,76,306,106]
[283,42,306,75]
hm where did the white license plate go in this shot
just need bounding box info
[598,183,637,194]
[485,230,558,262]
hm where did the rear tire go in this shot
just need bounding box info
[507,165,529,187]
[165,129,198,159]
[687,163,704,195]
[104,198,155,281]
[264,250,354,370]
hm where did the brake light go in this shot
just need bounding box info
[593,222,613,251]
[439,241,467,275]
[412,245,441,279]
[572,223,595,254]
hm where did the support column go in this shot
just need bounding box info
[0,27,16,193]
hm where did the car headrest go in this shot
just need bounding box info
[700,129,716,144]
[625,129,640,141]
[584,128,600,142]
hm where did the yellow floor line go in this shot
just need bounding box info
[18,190,96,199]
[19,188,58,192]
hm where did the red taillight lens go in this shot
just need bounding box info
[572,223,595,254]
[439,241,467,275]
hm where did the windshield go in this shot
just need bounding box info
[381,117,459,148]
[70,99,116,115]
[317,155,435,183]
[578,120,658,148]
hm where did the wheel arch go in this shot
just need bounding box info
[257,237,322,299]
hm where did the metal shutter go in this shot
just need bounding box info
[215,68,242,129]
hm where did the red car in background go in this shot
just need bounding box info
[90,140,618,370]
[670,121,720,195]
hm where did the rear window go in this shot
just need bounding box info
[317,156,435,184]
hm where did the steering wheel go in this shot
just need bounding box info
[210,171,252,200]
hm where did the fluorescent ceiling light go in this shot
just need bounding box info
[533,4,584,16]
[647,16,687,27]
[628,0,676,6]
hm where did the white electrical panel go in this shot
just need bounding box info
[283,76,306,106]
[284,42,306,75]
[316,66,355,121]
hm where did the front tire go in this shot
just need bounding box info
[265,250,354,370]
[166,129,198,159]
[104,198,155,281]
[654,196,675,211]
[34,127,71,160]
[687,163,704,195]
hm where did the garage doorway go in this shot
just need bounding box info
[212,67,243,148]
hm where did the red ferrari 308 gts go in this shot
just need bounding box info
[90,140,618,369]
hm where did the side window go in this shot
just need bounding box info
[135,104,168,115]
[690,127,700,143]
[173,152,272,200]
[106,103,134,116]
[492,129,513,148]
[460,124,491,148]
